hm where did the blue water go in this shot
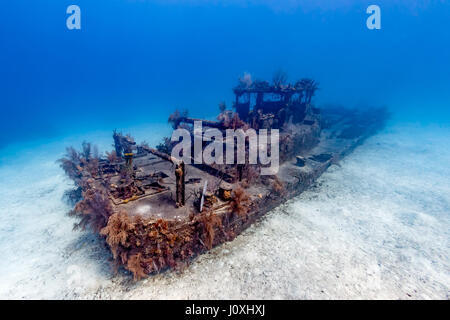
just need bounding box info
[1,1,450,298]
[1,0,449,152]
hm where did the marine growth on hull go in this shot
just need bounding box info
[59,74,388,280]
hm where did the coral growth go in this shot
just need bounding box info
[237,72,253,89]
[156,137,173,155]
[295,78,319,104]
[168,109,189,129]
[70,187,113,233]
[58,147,82,182]
[229,187,250,216]
[240,165,260,186]
[81,141,94,161]
[63,187,82,206]
[110,168,144,200]
[100,213,196,280]
[269,176,286,198]
[58,142,100,181]
[221,112,248,130]
[272,69,288,88]
[106,150,119,163]
[100,211,134,257]
[126,253,151,281]
[195,212,223,250]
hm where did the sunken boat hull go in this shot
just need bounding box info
[60,79,388,280]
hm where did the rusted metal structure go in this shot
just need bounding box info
[233,79,319,128]
[60,77,388,280]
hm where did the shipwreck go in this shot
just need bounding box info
[60,74,388,280]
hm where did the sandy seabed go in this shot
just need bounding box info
[0,122,449,299]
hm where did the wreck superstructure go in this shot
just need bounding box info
[60,76,388,279]
[233,78,319,128]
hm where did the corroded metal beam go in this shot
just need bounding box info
[179,117,225,129]
[144,147,185,207]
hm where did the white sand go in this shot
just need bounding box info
[0,122,449,299]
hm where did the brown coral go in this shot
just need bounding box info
[106,150,119,163]
[196,212,223,250]
[58,147,82,182]
[100,211,134,257]
[126,253,150,281]
[229,187,250,216]
[70,189,114,233]
[272,176,286,196]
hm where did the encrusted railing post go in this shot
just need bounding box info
[144,147,185,207]
[175,161,185,207]
[124,152,134,174]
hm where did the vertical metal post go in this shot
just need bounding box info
[175,161,185,207]
[124,153,134,174]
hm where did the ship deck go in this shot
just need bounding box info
[97,107,379,223]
